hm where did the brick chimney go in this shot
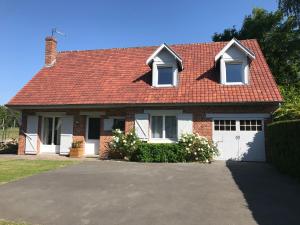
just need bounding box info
[45,36,57,66]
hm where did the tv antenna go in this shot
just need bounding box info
[51,28,65,37]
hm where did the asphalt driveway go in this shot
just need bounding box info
[0,161,299,225]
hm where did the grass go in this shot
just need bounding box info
[0,159,78,184]
[0,220,30,225]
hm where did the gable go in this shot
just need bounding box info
[222,45,248,61]
[215,38,255,62]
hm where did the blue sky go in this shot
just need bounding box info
[0,0,277,105]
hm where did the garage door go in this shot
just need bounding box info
[212,119,265,161]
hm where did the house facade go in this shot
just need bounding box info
[6,37,282,161]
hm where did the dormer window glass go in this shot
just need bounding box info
[225,63,243,83]
[158,67,173,85]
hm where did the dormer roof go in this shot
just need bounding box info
[215,38,255,62]
[146,43,183,71]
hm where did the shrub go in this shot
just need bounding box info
[267,120,300,179]
[132,143,186,163]
[178,133,219,162]
[108,129,140,160]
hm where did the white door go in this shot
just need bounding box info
[25,115,39,154]
[60,116,73,155]
[213,119,265,161]
[85,117,100,155]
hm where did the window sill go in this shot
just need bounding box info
[153,84,176,88]
[223,82,246,85]
[148,138,177,143]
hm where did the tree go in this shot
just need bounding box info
[0,106,19,128]
[279,0,300,26]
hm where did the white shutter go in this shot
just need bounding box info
[135,114,149,140]
[104,118,114,131]
[60,116,73,155]
[177,113,193,139]
[25,115,38,154]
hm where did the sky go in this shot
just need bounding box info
[0,0,277,105]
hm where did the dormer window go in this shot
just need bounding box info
[225,62,244,83]
[215,38,255,85]
[158,66,173,85]
[146,43,183,88]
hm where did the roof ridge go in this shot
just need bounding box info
[58,39,258,54]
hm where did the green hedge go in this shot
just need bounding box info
[267,119,300,179]
[131,143,186,163]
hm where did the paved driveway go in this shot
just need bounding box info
[0,161,299,225]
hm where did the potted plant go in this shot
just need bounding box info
[69,140,84,158]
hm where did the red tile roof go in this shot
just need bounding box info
[7,39,282,107]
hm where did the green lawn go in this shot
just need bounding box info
[0,159,78,184]
[0,220,30,225]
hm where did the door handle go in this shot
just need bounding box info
[235,135,240,140]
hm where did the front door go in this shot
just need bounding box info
[85,117,100,155]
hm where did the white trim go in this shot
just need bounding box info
[149,114,178,142]
[146,43,183,70]
[206,113,270,119]
[215,38,255,62]
[40,115,62,153]
[222,60,248,85]
[86,116,101,140]
[152,62,178,87]
[85,116,100,156]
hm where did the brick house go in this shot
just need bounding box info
[6,37,282,161]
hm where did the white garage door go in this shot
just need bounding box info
[212,119,265,161]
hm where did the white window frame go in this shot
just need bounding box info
[41,116,62,146]
[221,58,249,85]
[149,113,178,143]
[152,62,178,87]
[86,116,101,141]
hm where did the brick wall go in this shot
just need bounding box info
[19,104,278,158]
[17,113,27,155]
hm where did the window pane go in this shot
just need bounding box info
[151,116,163,138]
[88,118,100,140]
[43,117,53,145]
[54,117,61,145]
[165,116,177,139]
[226,63,243,83]
[158,67,173,85]
[112,119,125,132]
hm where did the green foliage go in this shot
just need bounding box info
[274,103,300,121]
[279,0,300,26]
[178,133,219,162]
[273,85,300,121]
[131,143,186,163]
[212,8,300,86]
[109,132,220,163]
[71,140,83,148]
[267,120,300,179]
[0,106,19,128]
[108,129,141,160]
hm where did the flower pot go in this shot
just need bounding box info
[69,147,84,158]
